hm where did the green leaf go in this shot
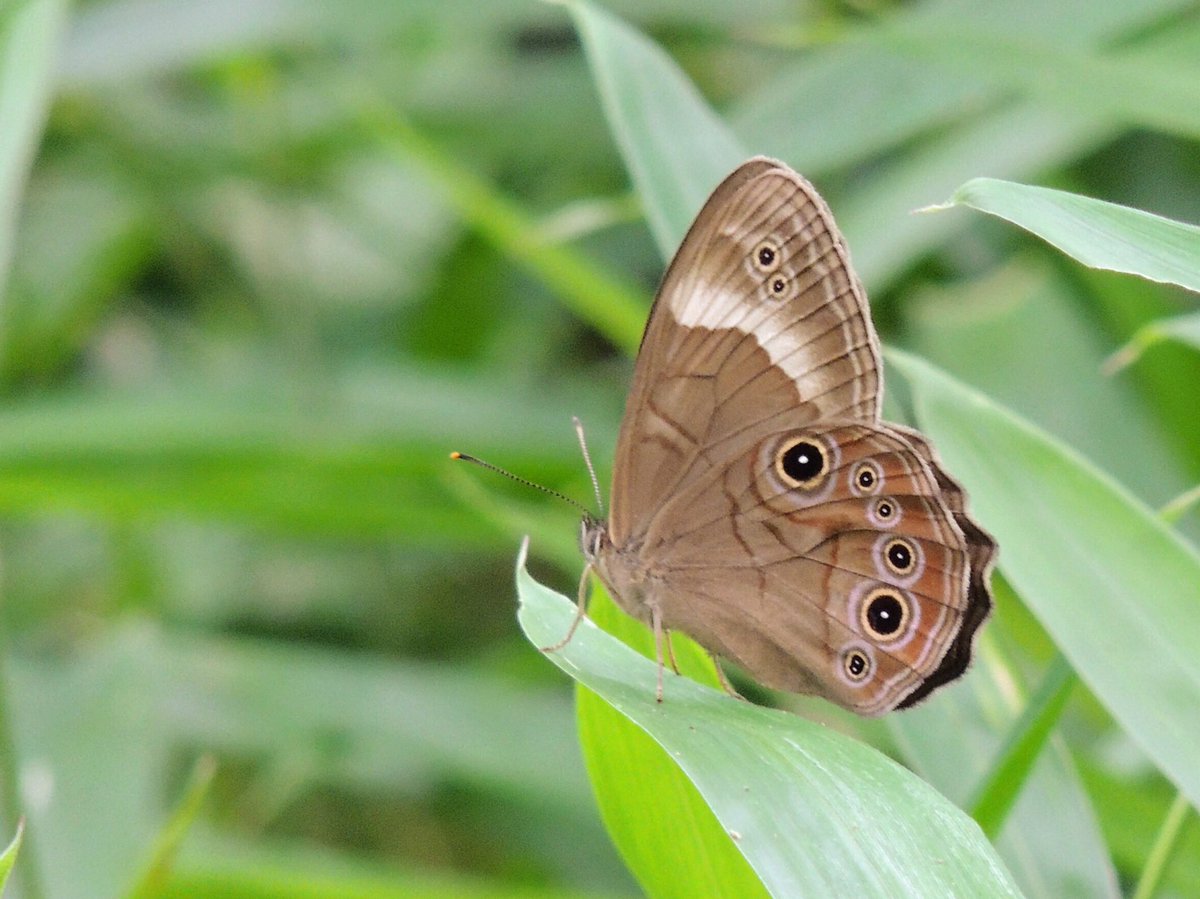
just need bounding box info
[567,0,744,258]
[934,178,1200,294]
[576,587,767,898]
[0,0,68,302]
[0,819,23,892]
[889,349,1200,814]
[516,548,1025,897]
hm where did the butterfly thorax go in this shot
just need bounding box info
[580,514,660,625]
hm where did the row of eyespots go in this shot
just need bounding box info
[838,588,916,687]
[774,438,903,527]
[770,435,926,689]
[748,239,798,303]
[838,530,924,684]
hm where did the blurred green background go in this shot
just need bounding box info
[2,0,1200,896]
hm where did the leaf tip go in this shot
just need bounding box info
[913,201,954,215]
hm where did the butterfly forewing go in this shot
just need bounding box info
[609,160,881,546]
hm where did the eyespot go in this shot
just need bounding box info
[867,496,900,529]
[841,647,872,683]
[871,534,924,588]
[884,538,915,575]
[776,438,828,490]
[762,273,798,303]
[858,587,911,643]
[751,240,781,273]
[850,460,882,496]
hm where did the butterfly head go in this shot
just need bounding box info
[579,513,608,564]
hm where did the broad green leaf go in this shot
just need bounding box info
[517,550,1024,897]
[889,349,1200,814]
[0,819,23,892]
[567,0,744,258]
[904,260,1188,511]
[577,587,767,898]
[934,178,1200,294]
[0,0,68,302]
[889,632,1117,899]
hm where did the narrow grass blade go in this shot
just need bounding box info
[968,654,1077,838]
[127,756,218,899]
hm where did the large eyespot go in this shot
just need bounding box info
[840,646,872,684]
[751,240,781,273]
[867,496,900,529]
[858,586,911,643]
[850,460,883,496]
[776,438,828,490]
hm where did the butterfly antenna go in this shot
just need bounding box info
[573,416,604,514]
[449,451,592,516]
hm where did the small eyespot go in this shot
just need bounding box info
[850,461,882,496]
[867,496,900,529]
[751,240,780,273]
[771,277,786,293]
[859,587,910,642]
[842,649,871,682]
[884,539,915,575]
[776,438,827,490]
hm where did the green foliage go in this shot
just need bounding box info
[518,557,1023,897]
[0,0,1197,896]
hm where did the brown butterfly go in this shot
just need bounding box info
[563,157,995,715]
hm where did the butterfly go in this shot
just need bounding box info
[563,157,996,715]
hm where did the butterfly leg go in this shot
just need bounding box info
[709,653,746,701]
[540,563,593,653]
[664,629,682,675]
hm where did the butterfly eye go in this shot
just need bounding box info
[850,461,882,496]
[867,496,900,528]
[883,538,915,575]
[859,587,911,643]
[776,438,828,490]
[841,648,872,683]
[751,240,781,273]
